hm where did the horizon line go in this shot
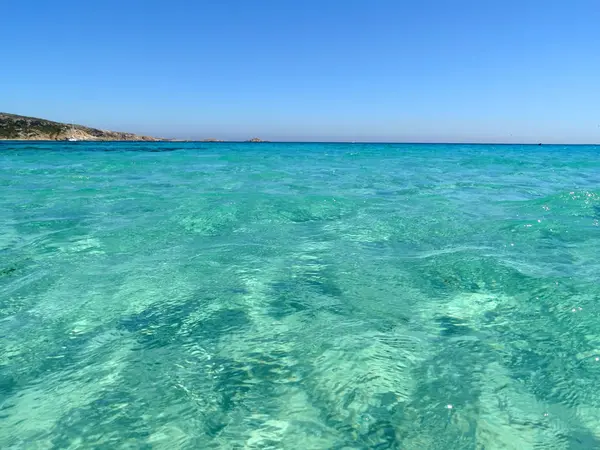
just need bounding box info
[2,139,600,146]
[177,140,600,146]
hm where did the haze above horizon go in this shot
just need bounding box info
[2,0,599,143]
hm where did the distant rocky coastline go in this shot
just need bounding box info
[0,113,163,141]
[0,113,274,143]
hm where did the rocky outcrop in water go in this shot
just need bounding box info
[0,112,163,141]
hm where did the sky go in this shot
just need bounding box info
[2,0,599,143]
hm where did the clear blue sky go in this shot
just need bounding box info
[2,0,599,142]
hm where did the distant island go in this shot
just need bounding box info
[0,113,273,143]
[0,112,163,141]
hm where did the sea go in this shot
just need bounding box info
[1,141,599,449]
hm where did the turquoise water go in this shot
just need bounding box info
[1,141,600,449]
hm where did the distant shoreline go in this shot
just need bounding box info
[1,139,598,146]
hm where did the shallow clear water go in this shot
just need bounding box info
[1,141,600,449]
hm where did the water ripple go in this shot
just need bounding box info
[1,142,600,448]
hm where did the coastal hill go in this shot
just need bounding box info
[0,112,162,141]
